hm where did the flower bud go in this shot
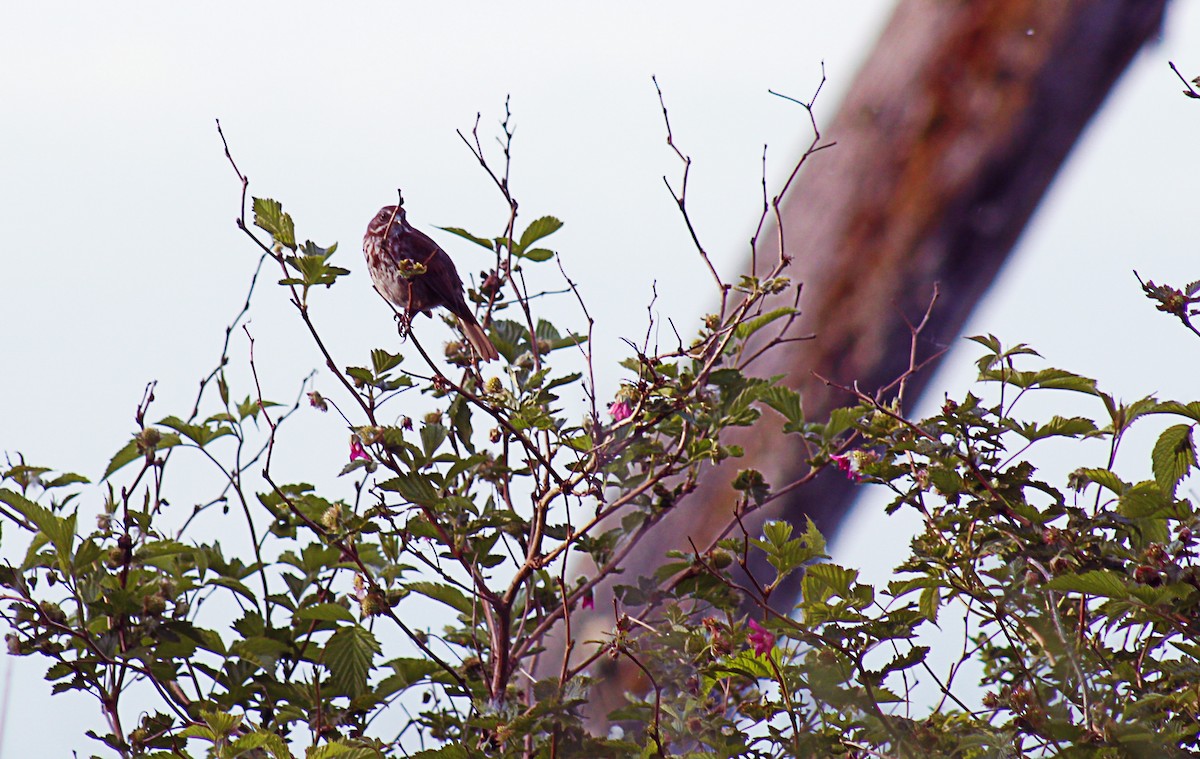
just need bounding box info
[709,549,734,569]
[321,504,343,531]
[39,601,67,625]
[142,594,167,617]
[137,427,161,453]
[106,545,130,569]
[360,592,385,617]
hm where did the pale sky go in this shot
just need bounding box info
[2,3,1199,755]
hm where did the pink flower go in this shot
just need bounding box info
[349,437,371,462]
[830,453,864,482]
[581,590,594,611]
[747,619,775,657]
[609,400,633,422]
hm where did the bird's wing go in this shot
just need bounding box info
[405,227,476,320]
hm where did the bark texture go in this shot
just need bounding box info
[577,0,1168,720]
[620,0,1167,608]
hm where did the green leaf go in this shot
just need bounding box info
[876,645,930,679]
[253,197,297,250]
[966,334,1002,354]
[522,248,555,262]
[285,243,350,288]
[376,657,443,698]
[307,742,382,759]
[711,649,774,687]
[406,581,476,616]
[517,216,563,252]
[370,349,403,376]
[437,226,494,251]
[1045,570,1131,599]
[200,708,244,739]
[0,488,52,532]
[802,563,858,605]
[759,386,804,429]
[420,423,448,459]
[207,576,259,606]
[378,473,441,508]
[324,625,381,698]
[409,746,471,759]
[979,366,1097,394]
[1028,368,1097,394]
[1118,481,1182,520]
[295,603,356,624]
[1006,415,1097,442]
[799,516,827,560]
[231,731,295,759]
[1067,467,1128,496]
[1152,424,1195,495]
[102,438,140,481]
[1151,400,1200,423]
[734,308,798,340]
[43,472,89,489]
[918,585,941,623]
[159,415,234,448]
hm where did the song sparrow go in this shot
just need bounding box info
[363,198,499,362]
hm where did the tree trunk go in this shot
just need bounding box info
[578,0,1167,721]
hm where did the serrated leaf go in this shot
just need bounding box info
[709,649,774,688]
[159,415,234,448]
[0,488,53,533]
[409,746,471,759]
[325,625,380,698]
[517,216,563,252]
[253,197,296,250]
[759,385,804,427]
[200,708,244,738]
[1045,570,1131,599]
[734,307,798,340]
[1007,415,1097,442]
[1117,481,1181,520]
[370,349,403,376]
[1027,368,1098,394]
[1152,424,1196,495]
[522,247,555,262]
[825,407,860,437]
[966,334,1002,354]
[1151,400,1200,423]
[102,438,141,481]
[231,731,295,759]
[437,226,494,250]
[802,563,858,605]
[295,603,356,623]
[43,472,89,489]
[306,742,378,759]
[1068,467,1127,495]
[208,576,259,606]
[377,472,440,507]
[799,515,827,559]
[406,581,476,616]
[377,657,443,697]
[918,585,940,623]
[877,645,930,678]
[420,423,448,459]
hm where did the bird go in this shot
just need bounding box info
[363,196,500,362]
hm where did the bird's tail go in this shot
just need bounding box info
[459,318,500,362]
